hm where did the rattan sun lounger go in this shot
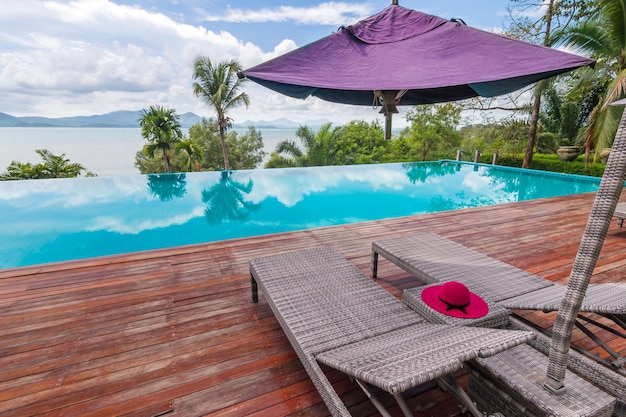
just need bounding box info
[371,232,626,313]
[371,232,626,368]
[370,234,621,416]
[250,246,536,417]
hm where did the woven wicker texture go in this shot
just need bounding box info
[545,108,626,390]
[250,246,535,416]
[501,283,626,314]
[469,344,616,417]
[250,246,424,355]
[508,317,626,416]
[317,323,534,395]
[372,232,552,302]
[373,232,626,314]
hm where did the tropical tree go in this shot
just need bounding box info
[135,119,265,174]
[0,149,86,180]
[224,126,266,170]
[334,120,386,164]
[176,138,203,172]
[0,161,44,180]
[554,0,626,157]
[139,105,183,173]
[192,57,249,171]
[507,0,593,168]
[265,123,342,168]
[389,104,462,162]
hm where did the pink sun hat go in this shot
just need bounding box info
[420,281,489,319]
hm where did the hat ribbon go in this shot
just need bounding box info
[438,295,470,314]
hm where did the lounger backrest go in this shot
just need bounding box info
[375,232,552,302]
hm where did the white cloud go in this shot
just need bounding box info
[0,0,289,118]
[87,206,205,234]
[201,2,373,25]
[247,165,409,207]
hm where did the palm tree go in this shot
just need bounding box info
[36,149,85,178]
[0,161,40,180]
[555,0,626,157]
[139,105,183,173]
[266,123,341,168]
[192,57,249,171]
[176,139,203,172]
[1,149,84,180]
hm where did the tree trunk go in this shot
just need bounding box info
[219,125,230,171]
[522,0,554,169]
[523,93,541,168]
[163,152,171,173]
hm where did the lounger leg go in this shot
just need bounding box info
[393,394,414,417]
[354,379,395,417]
[619,218,624,227]
[437,374,482,417]
[251,274,258,302]
[575,319,625,368]
[371,249,379,279]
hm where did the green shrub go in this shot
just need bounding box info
[476,153,605,177]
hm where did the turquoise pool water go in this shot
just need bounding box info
[0,161,600,269]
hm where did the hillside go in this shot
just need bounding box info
[0,111,332,129]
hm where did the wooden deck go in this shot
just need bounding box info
[1,191,625,417]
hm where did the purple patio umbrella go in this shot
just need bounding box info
[239,3,593,139]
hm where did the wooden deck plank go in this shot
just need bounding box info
[0,192,624,416]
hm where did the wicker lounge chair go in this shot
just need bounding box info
[250,246,536,417]
[371,233,623,415]
[371,232,626,369]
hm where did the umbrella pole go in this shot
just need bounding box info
[545,103,626,393]
[385,112,393,141]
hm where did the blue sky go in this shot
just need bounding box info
[0,1,529,125]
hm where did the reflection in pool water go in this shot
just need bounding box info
[0,161,600,269]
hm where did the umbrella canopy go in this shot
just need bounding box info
[239,3,594,138]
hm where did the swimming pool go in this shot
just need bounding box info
[0,161,600,269]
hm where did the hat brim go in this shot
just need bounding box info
[420,285,489,319]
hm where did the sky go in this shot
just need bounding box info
[0,0,530,126]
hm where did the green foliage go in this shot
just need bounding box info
[494,153,605,177]
[265,120,388,168]
[225,126,266,170]
[0,149,87,180]
[333,120,386,164]
[265,123,341,168]
[139,105,183,173]
[192,57,249,170]
[553,0,626,153]
[458,119,530,156]
[135,118,265,174]
[386,104,462,162]
[176,139,203,172]
[536,132,561,154]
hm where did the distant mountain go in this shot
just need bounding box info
[0,110,204,128]
[0,111,332,129]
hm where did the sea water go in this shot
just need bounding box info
[0,127,297,176]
